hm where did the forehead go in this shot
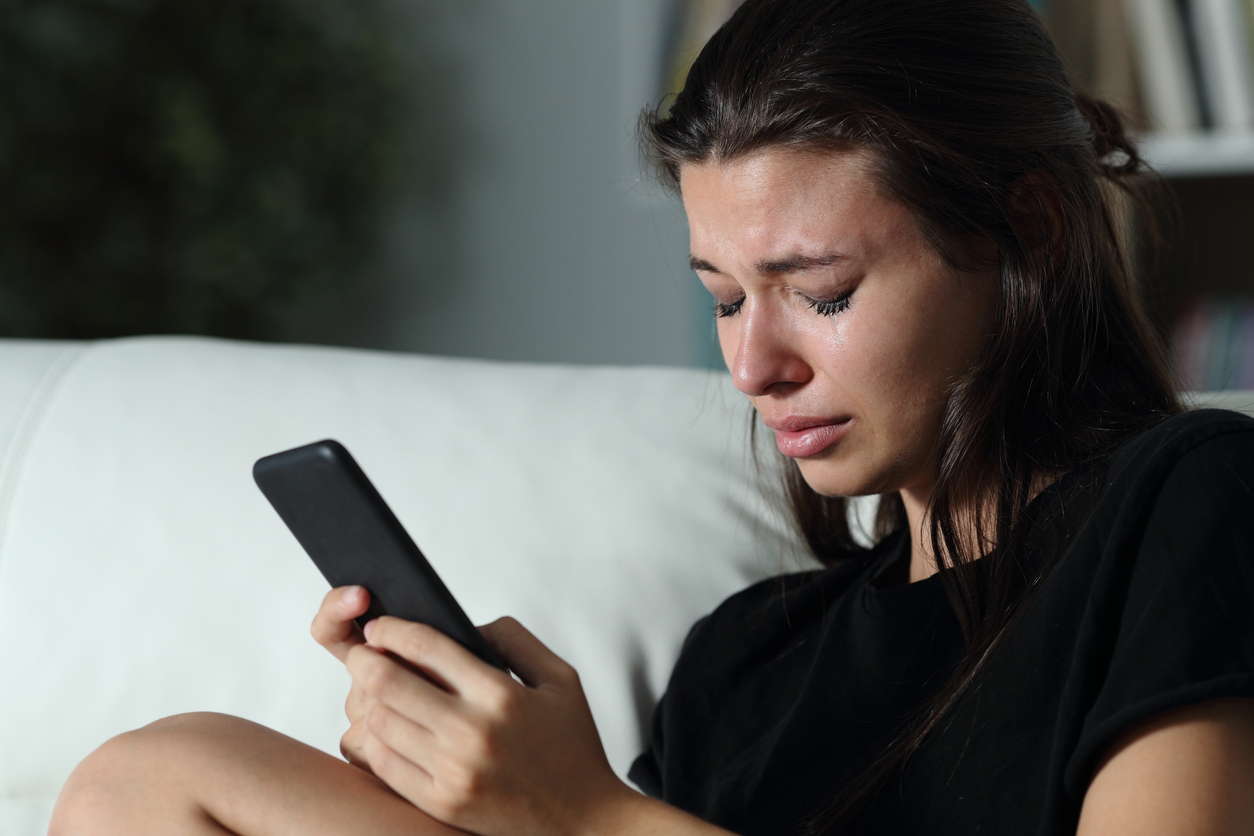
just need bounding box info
[679,148,915,261]
[680,147,880,200]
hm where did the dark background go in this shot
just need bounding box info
[0,0,707,366]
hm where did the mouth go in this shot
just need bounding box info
[766,416,853,458]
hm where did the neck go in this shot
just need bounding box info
[900,487,938,583]
[899,469,1061,583]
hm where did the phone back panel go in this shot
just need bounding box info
[253,440,503,669]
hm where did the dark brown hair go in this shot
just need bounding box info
[641,0,1180,828]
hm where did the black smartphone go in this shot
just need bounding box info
[253,439,506,670]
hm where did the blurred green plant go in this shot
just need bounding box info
[0,0,427,340]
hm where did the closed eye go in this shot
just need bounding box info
[802,289,853,317]
[714,297,745,318]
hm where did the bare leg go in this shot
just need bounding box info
[48,712,462,836]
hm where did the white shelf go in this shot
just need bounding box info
[1138,131,1254,177]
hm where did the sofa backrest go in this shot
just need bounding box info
[0,336,812,831]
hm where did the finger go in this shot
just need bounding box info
[346,643,458,733]
[345,682,369,724]
[365,616,506,697]
[479,616,575,689]
[311,586,371,663]
[363,700,441,772]
[339,723,373,772]
[358,727,437,809]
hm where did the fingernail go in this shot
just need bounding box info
[363,618,377,641]
[341,586,361,606]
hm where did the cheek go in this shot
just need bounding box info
[855,281,983,389]
[824,300,965,455]
[831,306,928,400]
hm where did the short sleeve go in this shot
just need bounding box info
[1066,428,1254,792]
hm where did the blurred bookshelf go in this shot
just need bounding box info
[1140,131,1254,176]
[1044,0,1254,390]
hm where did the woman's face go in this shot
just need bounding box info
[681,148,997,500]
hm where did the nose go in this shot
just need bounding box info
[728,303,812,397]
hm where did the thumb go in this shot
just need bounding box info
[479,617,572,688]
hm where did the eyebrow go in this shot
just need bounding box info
[689,252,845,275]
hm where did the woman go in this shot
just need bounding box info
[50,0,1254,834]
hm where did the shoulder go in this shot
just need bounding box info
[1143,408,1254,500]
[1129,410,1254,564]
[1069,408,1254,539]
[1043,410,1254,794]
[1105,408,1254,482]
[1057,407,1254,571]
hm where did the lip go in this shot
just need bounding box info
[766,416,853,458]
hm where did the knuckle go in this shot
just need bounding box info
[361,731,393,774]
[462,715,503,764]
[364,702,392,736]
[439,763,486,817]
[347,646,395,696]
[493,615,520,632]
[361,659,396,697]
[554,660,580,687]
[428,794,462,825]
[339,727,359,758]
[481,682,515,718]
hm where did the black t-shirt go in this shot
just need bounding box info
[629,409,1254,835]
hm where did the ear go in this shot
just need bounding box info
[1007,173,1066,269]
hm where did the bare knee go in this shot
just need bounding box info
[49,713,240,836]
[50,725,154,835]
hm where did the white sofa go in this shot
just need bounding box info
[0,336,818,835]
[2,337,1249,836]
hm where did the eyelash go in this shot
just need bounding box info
[804,291,853,317]
[713,290,853,319]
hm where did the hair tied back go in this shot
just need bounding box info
[1076,91,1145,178]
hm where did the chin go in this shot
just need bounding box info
[793,459,887,499]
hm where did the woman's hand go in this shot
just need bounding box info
[343,614,634,836]
[310,586,375,770]
[313,588,738,836]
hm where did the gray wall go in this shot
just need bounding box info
[363,0,711,367]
